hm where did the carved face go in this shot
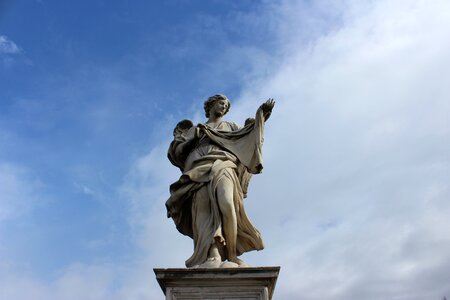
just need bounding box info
[210,99,229,118]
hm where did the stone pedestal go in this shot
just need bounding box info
[154,266,280,300]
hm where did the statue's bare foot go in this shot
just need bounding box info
[207,256,220,261]
[229,257,251,267]
[194,257,221,268]
[207,244,222,260]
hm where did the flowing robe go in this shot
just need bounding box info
[166,108,266,267]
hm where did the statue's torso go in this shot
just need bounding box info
[184,121,239,172]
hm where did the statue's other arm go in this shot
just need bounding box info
[173,127,199,158]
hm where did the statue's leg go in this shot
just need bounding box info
[193,186,221,262]
[216,174,238,263]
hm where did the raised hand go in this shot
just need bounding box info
[260,98,275,121]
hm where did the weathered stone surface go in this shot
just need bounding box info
[166,94,275,268]
[154,266,280,300]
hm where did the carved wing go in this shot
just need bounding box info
[167,119,194,172]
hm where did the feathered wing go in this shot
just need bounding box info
[167,119,194,172]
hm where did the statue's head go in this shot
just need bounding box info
[204,94,231,118]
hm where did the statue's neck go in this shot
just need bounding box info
[207,116,223,125]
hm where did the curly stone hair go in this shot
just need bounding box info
[203,94,231,118]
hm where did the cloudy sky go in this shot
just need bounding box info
[1,0,449,299]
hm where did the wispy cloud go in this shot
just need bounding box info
[117,1,450,299]
[119,142,191,264]
[0,35,21,54]
[229,0,450,299]
[0,162,43,221]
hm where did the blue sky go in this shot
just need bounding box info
[1,0,450,299]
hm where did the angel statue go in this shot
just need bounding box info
[166,94,275,268]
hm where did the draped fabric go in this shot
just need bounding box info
[166,108,266,267]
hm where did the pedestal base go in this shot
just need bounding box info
[154,266,280,300]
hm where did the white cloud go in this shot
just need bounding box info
[0,274,48,300]
[0,163,43,221]
[119,141,193,266]
[113,1,450,299]
[0,35,21,54]
[228,0,450,299]
[0,262,164,300]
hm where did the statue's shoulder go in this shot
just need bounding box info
[224,121,240,131]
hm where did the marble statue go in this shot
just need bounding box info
[166,94,275,268]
